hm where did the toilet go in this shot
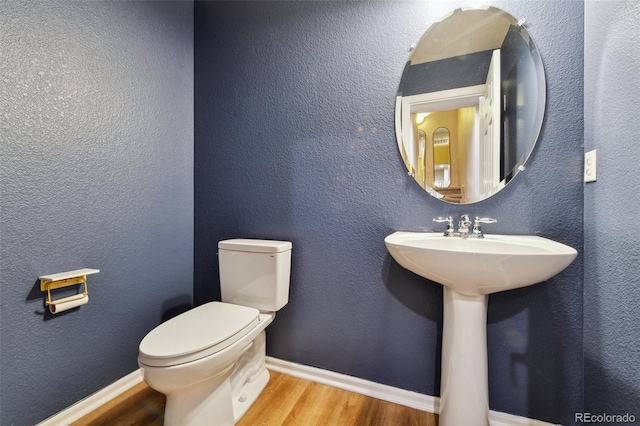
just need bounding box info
[138,239,292,426]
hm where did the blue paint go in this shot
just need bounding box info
[0,1,194,424]
[584,0,640,415]
[195,1,583,424]
[501,24,545,181]
[400,50,494,96]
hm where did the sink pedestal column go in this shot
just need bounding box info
[440,287,489,426]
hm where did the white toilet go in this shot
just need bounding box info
[138,239,292,426]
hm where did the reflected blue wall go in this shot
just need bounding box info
[194,1,583,424]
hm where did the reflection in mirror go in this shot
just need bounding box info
[433,127,451,189]
[417,129,427,184]
[395,7,546,204]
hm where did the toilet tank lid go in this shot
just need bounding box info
[218,239,292,253]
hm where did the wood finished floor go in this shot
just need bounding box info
[73,370,438,426]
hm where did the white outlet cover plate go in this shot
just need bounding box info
[585,149,597,182]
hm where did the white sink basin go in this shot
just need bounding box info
[384,231,577,425]
[385,231,577,296]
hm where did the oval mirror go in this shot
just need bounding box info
[395,6,546,204]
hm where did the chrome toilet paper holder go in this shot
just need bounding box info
[39,268,99,313]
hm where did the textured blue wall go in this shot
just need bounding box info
[0,1,194,424]
[194,1,583,424]
[584,0,640,415]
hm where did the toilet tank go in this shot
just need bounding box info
[218,239,292,311]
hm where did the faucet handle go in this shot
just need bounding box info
[475,217,497,224]
[433,216,455,236]
[472,217,496,237]
[433,216,453,223]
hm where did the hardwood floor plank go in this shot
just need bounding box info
[355,397,438,426]
[320,388,368,425]
[237,371,311,426]
[281,381,347,425]
[74,369,438,426]
[71,381,165,426]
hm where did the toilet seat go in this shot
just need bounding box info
[139,302,260,367]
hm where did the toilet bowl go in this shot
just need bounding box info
[139,304,273,425]
[138,239,292,426]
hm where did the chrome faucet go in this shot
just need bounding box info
[458,214,472,236]
[433,215,496,238]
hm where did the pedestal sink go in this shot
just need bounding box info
[384,232,577,426]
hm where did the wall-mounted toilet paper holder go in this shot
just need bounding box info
[39,268,99,314]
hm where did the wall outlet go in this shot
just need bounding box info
[584,149,597,182]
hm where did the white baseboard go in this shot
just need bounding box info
[265,356,560,426]
[36,369,143,426]
[265,356,438,413]
[37,358,560,426]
